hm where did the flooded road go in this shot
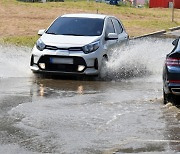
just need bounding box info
[0,38,179,154]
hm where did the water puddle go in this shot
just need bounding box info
[0,38,179,154]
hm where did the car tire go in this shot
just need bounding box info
[172,95,180,106]
[163,90,168,104]
[163,89,172,104]
[99,56,108,78]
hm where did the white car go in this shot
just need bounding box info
[30,13,129,75]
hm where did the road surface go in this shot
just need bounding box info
[0,37,179,154]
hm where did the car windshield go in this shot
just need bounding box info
[46,17,104,36]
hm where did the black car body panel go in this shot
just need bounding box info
[163,37,180,104]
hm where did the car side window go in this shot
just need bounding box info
[105,18,115,35]
[112,19,123,34]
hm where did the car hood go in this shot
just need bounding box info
[41,34,100,48]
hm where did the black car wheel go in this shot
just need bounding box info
[163,89,180,106]
[172,95,180,106]
[99,56,108,78]
[163,90,168,104]
[163,89,172,104]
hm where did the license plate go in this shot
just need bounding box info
[50,58,73,64]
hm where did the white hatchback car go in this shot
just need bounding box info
[30,14,129,75]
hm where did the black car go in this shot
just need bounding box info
[163,37,180,105]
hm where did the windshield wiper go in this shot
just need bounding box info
[46,32,57,35]
[62,34,85,36]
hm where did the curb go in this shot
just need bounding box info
[169,26,180,31]
[131,30,166,40]
[131,26,180,40]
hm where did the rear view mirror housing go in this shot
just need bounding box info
[105,33,118,40]
[38,29,46,36]
[172,38,179,46]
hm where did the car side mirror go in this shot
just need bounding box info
[38,29,45,36]
[105,33,118,40]
[172,38,179,46]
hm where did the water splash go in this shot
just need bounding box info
[100,38,174,81]
[0,44,31,78]
[0,38,174,80]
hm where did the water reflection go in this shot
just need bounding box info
[39,84,45,97]
[77,85,84,95]
[32,78,107,98]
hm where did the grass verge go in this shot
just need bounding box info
[1,36,39,47]
[0,0,180,47]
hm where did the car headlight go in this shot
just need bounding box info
[36,39,46,51]
[83,41,100,54]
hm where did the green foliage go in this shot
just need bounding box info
[47,0,64,1]
[144,0,149,8]
[118,1,132,7]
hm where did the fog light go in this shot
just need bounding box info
[39,63,46,69]
[77,65,85,72]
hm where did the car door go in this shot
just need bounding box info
[104,18,117,50]
[112,18,129,44]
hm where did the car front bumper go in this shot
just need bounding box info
[30,46,103,75]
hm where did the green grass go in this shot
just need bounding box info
[1,35,39,47]
[125,20,179,29]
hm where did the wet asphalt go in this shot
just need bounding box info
[0,36,179,154]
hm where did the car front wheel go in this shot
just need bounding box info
[99,56,108,78]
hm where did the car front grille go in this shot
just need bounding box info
[45,45,83,51]
[38,55,86,72]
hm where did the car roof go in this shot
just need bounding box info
[61,14,107,19]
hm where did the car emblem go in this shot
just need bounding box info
[56,50,69,56]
